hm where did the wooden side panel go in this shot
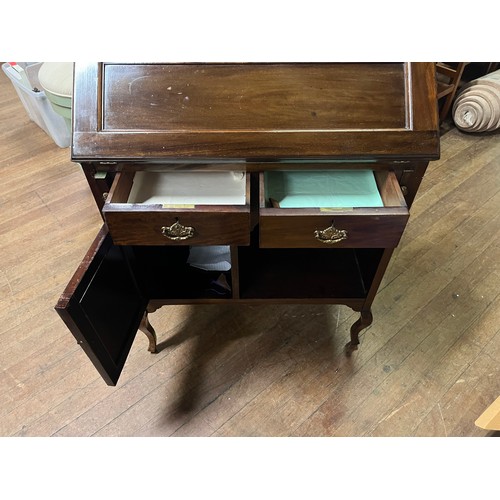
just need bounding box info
[410,62,440,133]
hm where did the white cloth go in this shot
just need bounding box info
[187,246,231,271]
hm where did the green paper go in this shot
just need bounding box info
[266,170,383,208]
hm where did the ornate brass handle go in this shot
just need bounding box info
[314,221,348,244]
[161,219,195,240]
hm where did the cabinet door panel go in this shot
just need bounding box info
[55,226,147,385]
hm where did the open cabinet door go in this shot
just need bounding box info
[55,226,147,385]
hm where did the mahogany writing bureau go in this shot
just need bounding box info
[55,63,440,385]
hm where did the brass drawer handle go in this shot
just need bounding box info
[161,219,195,240]
[314,222,348,244]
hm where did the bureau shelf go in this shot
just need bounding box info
[131,238,384,304]
[238,230,383,302]
[131,245,233,300]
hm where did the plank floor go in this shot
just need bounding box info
[1,69,499,437]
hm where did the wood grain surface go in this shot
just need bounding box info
[72,63,439,160]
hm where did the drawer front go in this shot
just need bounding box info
[103,171,250,246]
[259,212,409,248]
[105,210,250,246]
[259,170,409,248]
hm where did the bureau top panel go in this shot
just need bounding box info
[71,63,440,162]
[103,64,406,131]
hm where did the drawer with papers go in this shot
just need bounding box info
[103,170,251,246]
[259,170,409,248]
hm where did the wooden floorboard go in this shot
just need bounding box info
[1,68,499,437]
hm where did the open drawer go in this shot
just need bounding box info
[103,170,251,245]
[259,170,409,248]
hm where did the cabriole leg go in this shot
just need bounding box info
[139,312,157,353]
[346,309,373,354]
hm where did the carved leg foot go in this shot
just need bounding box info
[139,312,157,353]
[345,309,373,355]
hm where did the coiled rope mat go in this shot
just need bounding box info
[453,69,500,132]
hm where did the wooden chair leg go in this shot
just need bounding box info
[439,62,467,122]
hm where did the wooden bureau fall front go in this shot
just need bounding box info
[55,63,440,385]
